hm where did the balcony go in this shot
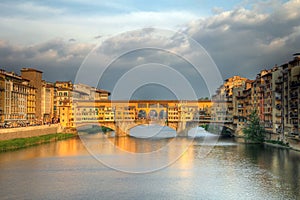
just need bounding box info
[290,103,298,109]
[264,111,272,115]
[290,92,298,99]
[290,113,298,119]
[264,123,273,128]
[290,81,300,88]
[226,97,233,102]
[275,113,282,117]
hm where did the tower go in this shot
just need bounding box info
[21,68,43,121]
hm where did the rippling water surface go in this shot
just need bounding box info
[0,127,299,199]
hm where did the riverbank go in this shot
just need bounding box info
[0,133,76,152]
[234,135,300,151]
[0,124,64,141]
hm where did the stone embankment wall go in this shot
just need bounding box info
[0,124,64,141]
[287,137,300,151]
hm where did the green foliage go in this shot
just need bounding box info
[0,133,75,152]
[243,110,266,143]
[200,124,209,131]
[84,126,113,134]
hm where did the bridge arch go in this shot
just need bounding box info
[149,110,158,119]
[159,110,167,119]
[76,122,116,132]
[138,110,147,119]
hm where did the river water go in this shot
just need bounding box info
[0,127,299,200]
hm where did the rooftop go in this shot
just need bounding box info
[21,68,43,73]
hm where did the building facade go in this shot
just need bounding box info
[0,69,37,126]
[21,68,43,121]
[214,54,300,138]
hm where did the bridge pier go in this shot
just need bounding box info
[115,126,128,137]
[176,121,188,137]
[177,129,189,137]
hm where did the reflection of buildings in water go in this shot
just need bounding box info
[55,138,86,156]
[111,137,137,153]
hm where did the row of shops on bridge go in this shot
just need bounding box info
[59,100,212,128]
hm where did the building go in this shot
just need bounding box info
[272,67,284,135]
[211,76,249,125]
[210,54,300,138]
[0,69,37,125]
[232,80,253,129]
[68,100,212,128]
[57,82,111,127]
[277,54,300,135]
[55,81,73,127]
[41,81,55,123]
[21,68,43,121]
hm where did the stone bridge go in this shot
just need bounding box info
[75,120,200,137]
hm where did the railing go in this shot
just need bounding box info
[290,93,298,99]
[290,113,298,118]
[264,111,272,115]
[290,104,298,109]
[290,81,300,88]
[264,123,273,128]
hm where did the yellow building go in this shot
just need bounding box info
[211,76,249,124]
[68,100,212,128]
[21,68,43,121]
[57,82,111,127]
[41,81,55,123]
[233,80,253,129]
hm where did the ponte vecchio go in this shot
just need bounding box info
[59,100,212,136]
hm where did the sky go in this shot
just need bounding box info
[0,0,299,99]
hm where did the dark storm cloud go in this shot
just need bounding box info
[0,39,93,82]
[184,0,300,79]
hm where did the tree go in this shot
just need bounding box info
[243,110,266,143]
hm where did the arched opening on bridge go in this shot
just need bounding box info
[138,110,147,119]
[77,124,114,134]
[159,110,167,120]
[149,110,158,120]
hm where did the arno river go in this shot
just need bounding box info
[0,127,299,200]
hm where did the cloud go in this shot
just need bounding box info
[94,35,102,39]
[0,39,93,81]
[0,1,199,45]
[184,0,300,79]
[1,0,300,99]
